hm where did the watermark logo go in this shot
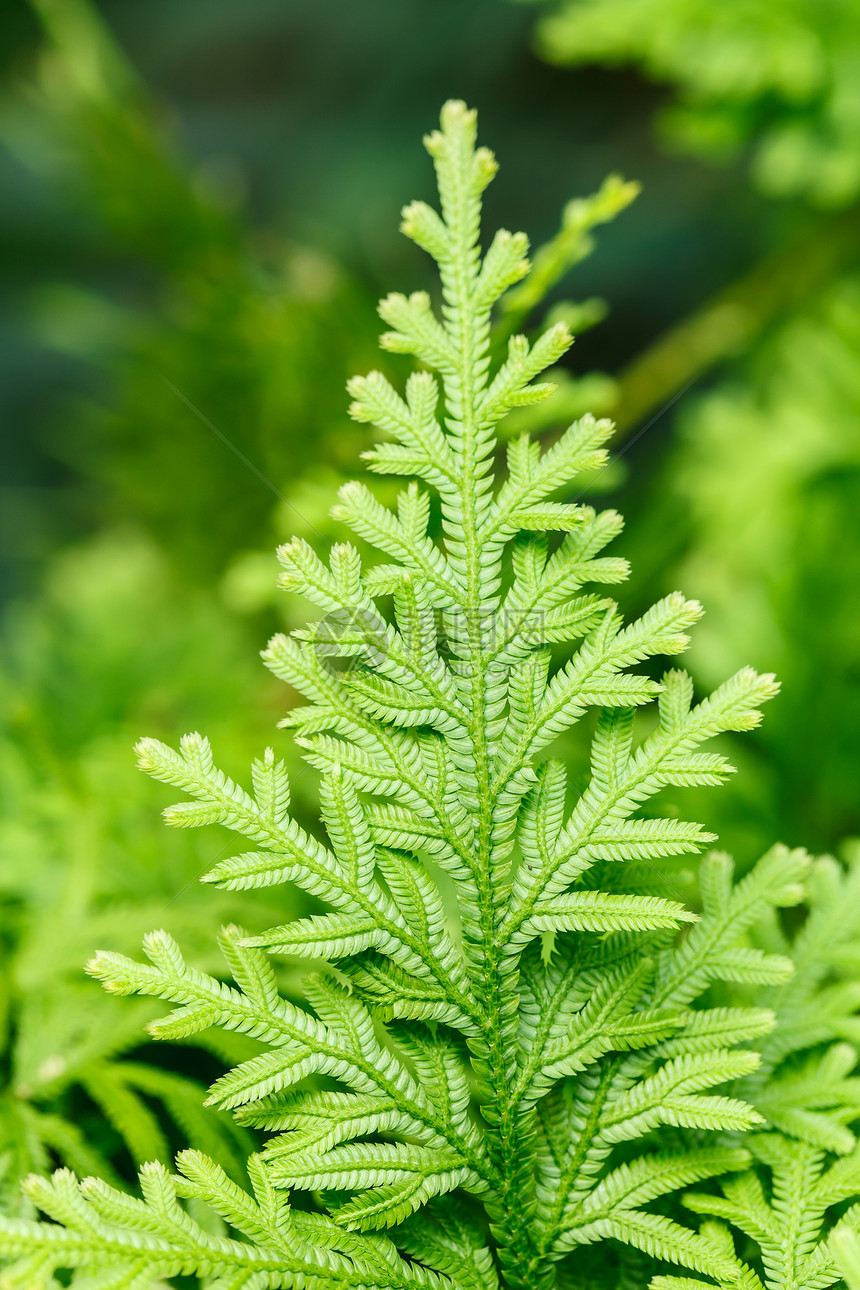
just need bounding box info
[308,604,551,669]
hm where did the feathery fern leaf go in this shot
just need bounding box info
[0,101,812,1289]
[658,1134,860,1290]
[0,1152,456,1289]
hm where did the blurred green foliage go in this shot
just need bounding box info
[527,0,860,208]
[0,0,380,582]
[0,0,356,1193]
[0,530,310,1203]
[661,278,860,854]
[521,0,860,861]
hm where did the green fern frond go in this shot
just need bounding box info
[0,101,813,1290]
[677,1135,860,1290]
[739,849,860,1155]
[0,1154,456,1289]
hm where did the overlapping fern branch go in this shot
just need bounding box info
[0,101,818,1289]
[641,845,860,1290]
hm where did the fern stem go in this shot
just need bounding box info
[450,250,546,1290]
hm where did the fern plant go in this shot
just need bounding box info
[642,845,860,1290]
[0,100,851,1288]
[0,533,299,1206]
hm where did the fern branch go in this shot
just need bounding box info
[0,101,795,1290]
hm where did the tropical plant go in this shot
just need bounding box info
[2,99,859,1290]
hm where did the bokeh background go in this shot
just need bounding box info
[2,0,860,1202]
